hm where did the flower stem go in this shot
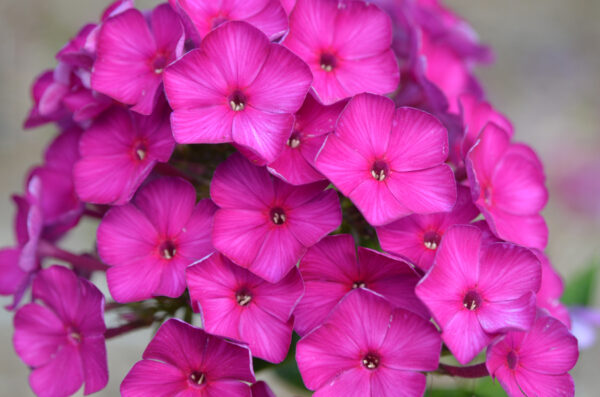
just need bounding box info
[38,241,109,271]
[435,363,489,378]
[105,318,154,339]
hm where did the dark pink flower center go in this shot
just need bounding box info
[152,55,168,74]
[236,287,252,306]
[189,371,206,386]
[270,207,286,225]
[133,142,148,162]
[67,330,81,345]
[229,91,247,112]
[159,240,177,260]
[483,186,493,205]
[286,131,302,149]
[507,351,519,369]
[371,160,389,181]
[423,231,441,250]
[361,353,380,370]
[463,290,482,311]
[211,15,229,29]
[319,53,337,72]
[352,281,366,289]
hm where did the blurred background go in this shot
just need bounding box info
[0,0,598,395]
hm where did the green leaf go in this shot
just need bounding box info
[425,377,506,397]
[561,260,598,306]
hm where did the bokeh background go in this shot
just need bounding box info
[1,0,598,395]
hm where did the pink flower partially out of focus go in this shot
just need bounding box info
[283,0,399,105]
[297,289,441,397]
[416,224,541,364]
[92,4,184,115]
[211,153,341,283]
[187,253,304,363]
[121,318,255,397]
[175,0,288,40]
[315,93,456,226]
[466,123,549,249]
[251,381,276,397]
[98,177,216,302]
[268,94,346,185]
[164,21,312,163]
[13,266,107,397]
[294,234,427,337]
[486,314,578,397]
[535,251,571,328]
[377,185,478,271]
[73,106,175,205]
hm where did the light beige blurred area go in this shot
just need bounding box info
[1,0,599,396]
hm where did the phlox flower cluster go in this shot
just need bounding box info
[1,0,579,396]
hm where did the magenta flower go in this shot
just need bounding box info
[416,224,541,364]
[98,177,216,302]
[376,185,478,271]
[251,381,276,397]
[0,248,27,299]
[486,314,578,397]
[535,251,571,327]
[294,234,427,337]
[91,4,184,115]
[176,0,288,41]
[315,93,456,226]
[283,0,399,105]
[73,106,175,205]
[297,289,441,397]
[23,70,70,129]
[187,253,304,363]
[164,21,312,163]
[13,266,107,397]
[211,153,341,283]
[121,318,255,397]
[268,94,346,185]
[466,123,549,249]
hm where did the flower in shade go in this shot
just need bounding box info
[251,381,276,397]
[13,266,107,397]
[121,318,255,397]
[0,248,28,305]
[376,185,478,271]
[466,123,549,249]
[315,93,456,226]
[98,177,216,302]
[486,314,578,397]
[416,224,541,364]
[73,105,175,205]
[211,153,341,283]
[187,253,304,363]
[534,251,571,328]
[268,94,346,185]
[91,4,184,115]
[297,288,441,397]
[283,0,399,105]
[294,234,427,337]
[164,21,312,163]
[175,0,288,41]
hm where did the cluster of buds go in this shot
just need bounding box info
[1,0,578,396]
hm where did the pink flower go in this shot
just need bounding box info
[187,253,304,363]
[164,21,312,163]
[98,177,216,302]
[91,4,184,115]
[297,289,441,397]
[294,234,427,337]
[176,0,288,40]
[315,93,456,226]
[121,318,255,397]
[267,94,346,185]
[486,314,578,397]
[13,266,107,397]
[251,381,276,397]
[535,251,571,328]
[23,70,70,128]
[466,123,549,249]
[73,106,175,205]
[0,248,28,299]
[283,0,399,105]
[376,185,478,271]
[211,153,341,283]
[415,224,541,364]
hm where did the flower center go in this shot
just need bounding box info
[159,240,176,260]
[371,160,389,181]
[507,351,518,370]
[67,330,81,345]
[229,91,246,112]
[463,290,482,311]
[286,131,301,149]
[361,353,380,370]
[189,371,205,385]
[483,186,492,205]
[352,281,366,289]
[152,55,168,74]
[236,288,252,306]
[270,208,286,225]
[423,231,441,250]
[319,53,337,72]
[133,142,147,161]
